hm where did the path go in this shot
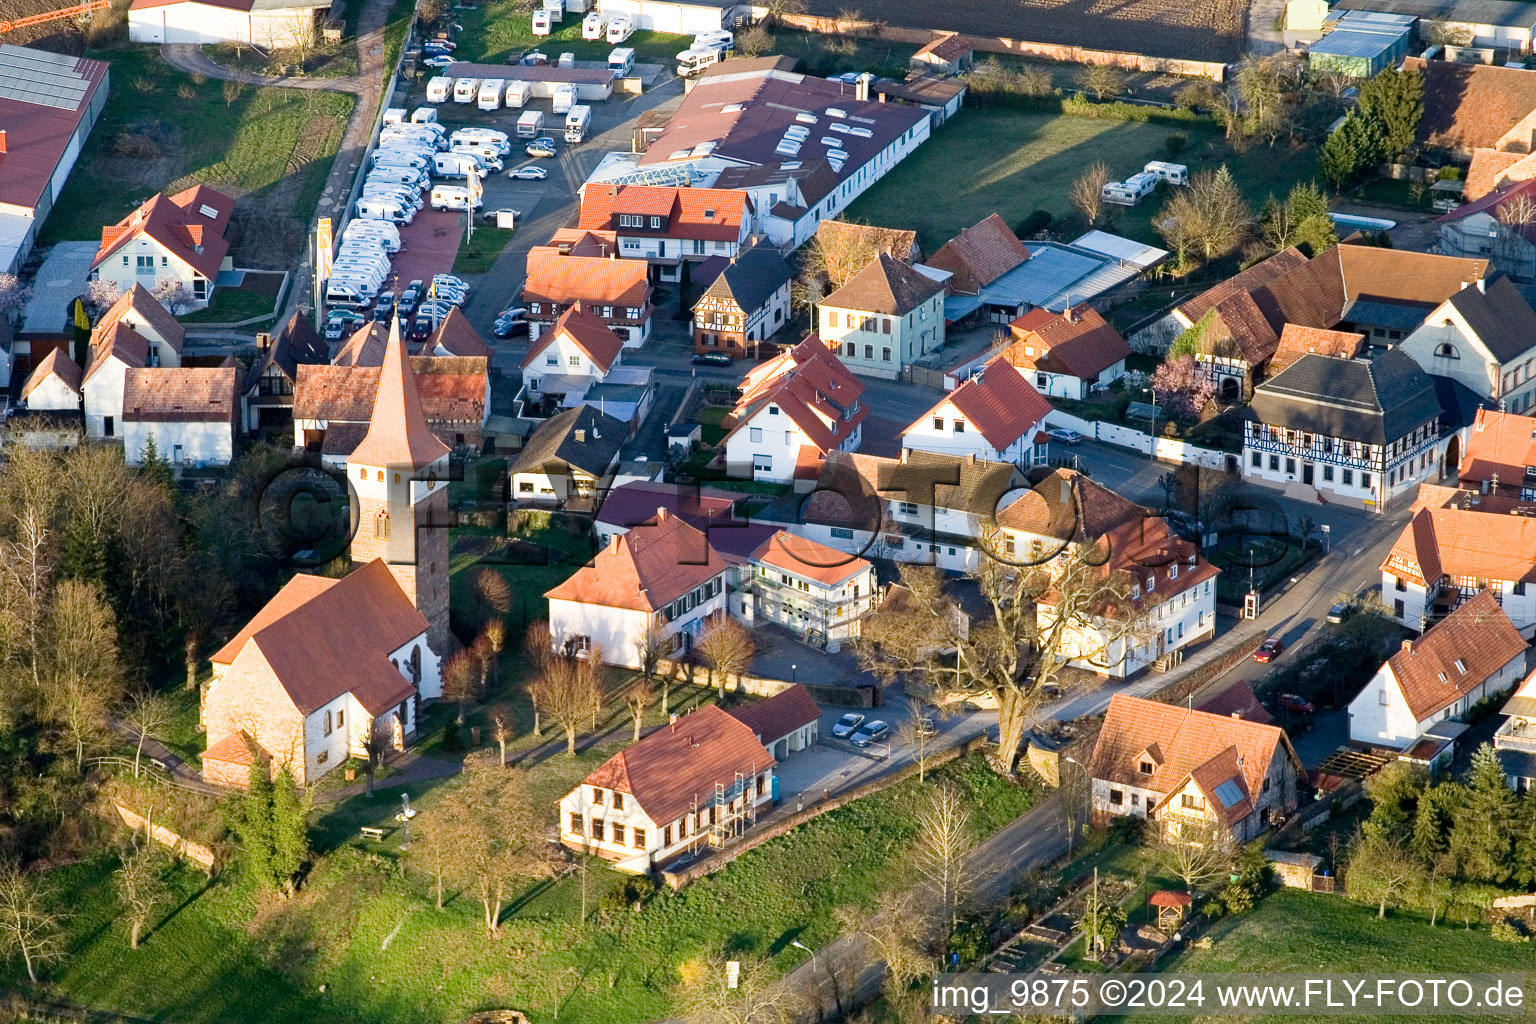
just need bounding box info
[1245,0,1286,55]
[312,749,462,804]
[107,718,224,795]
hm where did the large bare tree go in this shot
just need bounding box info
[624,676,653,742]
[529,648,603,754]
[914,783,974,930]
[0,860,64,983]
[113,835,169,949]
[698,618,754,701]
[122,689,173,778]
[522,619,554,735]
[1070,161,1111,227]
[679,950,801,1024]
[44,578,124,768]
[635,619,671,713]
[1157,820,1236,894]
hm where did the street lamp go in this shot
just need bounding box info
[790,939,818,980]
[1321,524,1331,554]
[791,663,798,683]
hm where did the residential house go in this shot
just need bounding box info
[1087,693,1304,843]
[594,481,742,549]
[546,507,731,667]
[293,356,490,462]
[243,312,328,433]
[1403,56,1536,162]
[1437,178,1536,282]
[996,469,1220,677]
[728,683,821,761]
[1243,349,1448,510]
[1458,408,1536,495]
[1265,324,1365,376]
[692,243,793,358]
[720,336,865,484]
[576,184,754,283]
[81,321,148,441]
[19,348,83,414]
[510,404,627,509]
[901,358,1051,466]
[428,308,493,360]
[814,220,923,265]
[94,283,185,368]
[1348,591,1526,748]
[518,306,654,429]
[1003,306,1131,400]
[1381,499,1536,632]
[522,248,654,346]
[925,213,1034,323]
[739,531,877,647]
[1494,668,1536,790]
[910,32,974,74]
[556,704,775,873]
[817,253,946,380]
[89,185,234,311]
[128,0,333,47]
[1399,275,1536,413]
[121,365,240,466]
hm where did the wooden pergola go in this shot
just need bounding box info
[1149,889,1193,931]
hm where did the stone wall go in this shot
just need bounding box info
[114,803,218,871]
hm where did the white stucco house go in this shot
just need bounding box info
[1381,500,1536,635]
[19,349,83,414]
[1003,305,1132,400]
[1349,591,1526,749]
[739,531,878,646]
[1398,274,1536,414]
[901,358,1051,466]
[128,0,333,47]
[817,253,946,380]
[89,185,234,312]
[120,366,241,466]
[720,336,865,484]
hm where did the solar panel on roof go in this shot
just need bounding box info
[1213,779,1245,808]
[0,45,91,111]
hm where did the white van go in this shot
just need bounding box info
[367,168,427,189]
[330,261,387,286]
[381,126,446,149]
[452,143,504,171]
[677,46,723,77]
[582,9,605,38]
[325,281,374,308]
[516,110,546,137]
[433,150,485,178]
[431,185,483,211]
[382,107,408,127]
[551,83,575,114]
[478,79,505,110]
[505,80,532,108]
[606,12,632,42]
[342,220,400,250]
[451,127,510,152]
[410,106,439,124]
[336,245,390,268]
[607,46,634,77]
[354,197,413,224]
[425,76,453,103]
[453,77,480,103]
[361,183,422,206]
[1144,161,1189,186]
[531,9,551,34]
[694,29,733,49]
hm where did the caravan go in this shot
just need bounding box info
[607,46,635,77]
[693,29,733,50]
[531,8,552,34]
[451,127,510,153]
[410,106,439,124]
[1143,161,1189,186]
[605,12,632,42]
[366,166,428,187]
[431,185,483,211]
[564,104,592,142]
[478,79,506,110]
[551,83,576,114]
[516,110,546,138]
[372,148,430,171]
[451,143,504,171]
[504,80,532,108]
[453,77,480,103]
[353,198,414,224]
[382,107,408,127]
[425,76,453,103]
[582,9,605,38]
[434,150,486,178]
[1100,171,1158,207]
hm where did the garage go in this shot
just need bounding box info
[128,0,334,48]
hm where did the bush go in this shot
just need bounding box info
[947,919,991,964]
[1164,132,1189,157]
[440,720,463,752]
[1492,919,1531,943]
[1015,210,1053,238]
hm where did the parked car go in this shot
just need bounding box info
[432,273,469,294]
[1047,427,1083,445]
[527,144,556,158]
[494,315,529,338]
[1277,693,1317,715]
[913,717,938,738]
[850,720,889,747]
[692,352,732,366]
[1253,637,1284,663]
[1326,602,1355,625]
[508,165,549,180]
[416,300,455,321]
[532,136,556,149]
[324,311,365,341]
[482,207,521,222]
[398,281,423,317]
[422,54,454,68]
[831,713,864,739]
[409,315,436,341]
[374,290,396,319]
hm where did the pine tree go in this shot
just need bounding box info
[1410,780,1464,867]
[1356,65,1424,159]
[1320,111,1385,190]
[72,299,91,368]
[138,436,175,495]
[1512,793,1536,888]
[61,514,107,584]
[1450,744,1517,883]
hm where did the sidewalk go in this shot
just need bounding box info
[312,749,461,804]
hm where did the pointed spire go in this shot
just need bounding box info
[348,315,449,471]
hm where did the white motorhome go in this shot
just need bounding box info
[354,197,413,224]
[606,13,632,42]
[425,77,453,103]
[532,9,551,34]
[565,104,592,142]
[325,281,376,307]
[382,107,408,126]
[693,29,732,49]
[451,143,504,171]
[372,149,431,171]
[551,83,576,114]
[541,0,563,19]
[607,46,634,77]
[433,150,486,178]
[505,79,532,107]
[582,9,605,38]
[516,110,546,137]
[431,185,483,211]
[677,46,723,77]
[366,167,427,188]
[453,77,480,103]
[478,79,506,110]
[410,106,439,124]
[342,220,400,249]
[1143,161,1189,186]
[451,127,510,152]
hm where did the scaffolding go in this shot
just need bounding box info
[708,766,759,848]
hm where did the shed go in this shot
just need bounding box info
[1266,849,1324,888]
[1307,11,1416,76]
[1148,889,1192,929]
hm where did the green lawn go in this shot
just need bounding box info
[845,108,1319,254]
[40,46,353,265]
[180,273,285,324]
[453,226,515,275]
[451,0,691,64]
[761,28,915,78]
[33,758,1039,1024]
[203,38,360,79]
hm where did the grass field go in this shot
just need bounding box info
[26,757,1039,1024]
[451,0,691,64]
[845,109,1320,254]
[453,226,515,274]
[40,46,353,267]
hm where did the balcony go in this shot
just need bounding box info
[1495,719,1536,754]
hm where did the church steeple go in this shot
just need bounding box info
[349,316,448,472]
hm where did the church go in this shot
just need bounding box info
[201,319,453,787]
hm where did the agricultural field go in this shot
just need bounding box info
[39,46,353,268]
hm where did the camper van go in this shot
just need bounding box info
[451,127,510,152]
[451,143,504,172]
[564,104,592,143]
[541,0,563,19]
[1143,161,1189,186]
[425,77,453,103]
[605,12,632,42]
[381,126,446,150]
[410,106,439,124]
[677,46,723,77]
[582,9,605,38]
[342,220,400,249]
[1100,171,1158,207]
[693,29,733,50]
[551,83,576,114]
[477,79,505,110]
[431,185,483,211]
[325,281,376,308]
[382,107,408,127]
[607,46,634,77]
[453,77,480,103]
[531,8,551,33]
[504,80,532,107]
[372,148,430,171]
[367,166,428,187]
[516,110,546,138]
[353,198,414,224]
[433,150,485,178]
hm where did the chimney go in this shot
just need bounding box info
[1402,639,1414,654]
[256,331,272,352]
[610,533,621,553]
[1477,277,1487,293]
[575,428,587,442]
[670,713,679,728]
[0,130,7,154]
[855,72,872,102]
[656,505,669,522]
[967,453,976,465]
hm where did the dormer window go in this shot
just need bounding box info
[650,216,663,229]
[1138,760,1154,775]
[1131,582,1141,599]
[1170,563,1178,579]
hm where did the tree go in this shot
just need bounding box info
[0,273,32,325]
[1451,744,1517,884]
[1356,64,1423,159]
[442,649,479,726]
[1080,891,1127,960]
[679,950,800,1024]
[1075,64,1125,102]
[1234,52,1301,145]
[1157,821,1235,894]
[1152,354,1216,422]
[914,783,974,930]
[114,835,169,949]
[222,78,246,107]
[1156,167,1253,267]
[1175,78,1222,111]
[122,689,173,778]
[698,618,754,701]
[1512,793,1536,888]
[1362,760,1426,841]
[1319,110,1385,190]
[1410,780,1464,867]
[1058,756,1094,857]
[1260,181,1337,256]
[43,578,123,768]
[1069,161,1111,227]
[635,619,671,714]
[268,764,310,896]
[624,676,652,742]
[802,222,914,290]
[489,704,515,766]
[529,649,602,754]
[1347,831,1422,918]
[833,889,935,996]
[411,806,457,911]
[481,618,506,690]
[356,715,390,798]
[896,711,941,782]
[228,750,309,894]
[151,279,194,316]
[416,0,447,23]
[736,24,774,55]
[83,279,121,318]
[1494,192,1536,281]
[474,567,511,626]
[0,860,63,983]
[757,0,806,29]
[523,619,554,734]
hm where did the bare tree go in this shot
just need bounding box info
[113,835,169,949]
[914,783,974,930]
[1076,64,1126,102]
[1058,757,1093,857]
[736,24,774,56]
[1157,820,1236,894]
[354,715,391,798]
[442,649,479,726]
[122,689,173,778]
[1346,830,1423,919]
[1070,161,1111,227]
[522,619,554,735]
[151,280,195,316]
[481,618,506,689]
[624,676,653,742]
[529,649,603,754]
[758,0,806,28]
[410,806,457,911]
[698,618,754,701]
[635,619,671,714]
[475,568,512,626]
[834,888,936,992]
[0,860,64,983]
[222,78,246,107]
[804,223,916,290]
[896,710,942,782]
[44,578,123,768]
[1496,193,1536,280]
[679,950,800,1024]
[84,279,122,319]
[489,704,515,766]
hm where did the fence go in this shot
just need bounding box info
[656,658,877,708]
[1044,410,1233,470]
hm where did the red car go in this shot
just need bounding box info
[1253,637,1284,663]
[1277,693,1317,715]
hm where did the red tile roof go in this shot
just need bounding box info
[1006,305,1131,380]
[429,307,491,359]
[294,357,487,426]
[202,732,256,766]
[1404,56,1536,153]
[522,305,624,373]
[1176,247,1308,326]
[1384,504,1536,587]
[729,683,821,745]
[582,704,774,827]
[348,318,451,471]
[1195,679,1274,725]
[1438,177,1536,244]
[749,530,871,588]
[93,283,186,357]
[1460,409,1536,489]
[914,32,974,62]
[545,508,728,613]
[21,347,82,400]
[1268,324,1364,374]
[82,322,150,384]
[92,185,234,281]
[1387,591,1525,721]
[1466,148,1536,201]
[523,250,651,309]
[926,213,1031,293]
[723,335,866,455]
[1088,694,1298,828]
[0,47,108,211]
[910,358,1050,452]
[577,184,751,243]
[121,366,238,423]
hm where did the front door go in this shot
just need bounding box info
[1302,463,1314,486]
